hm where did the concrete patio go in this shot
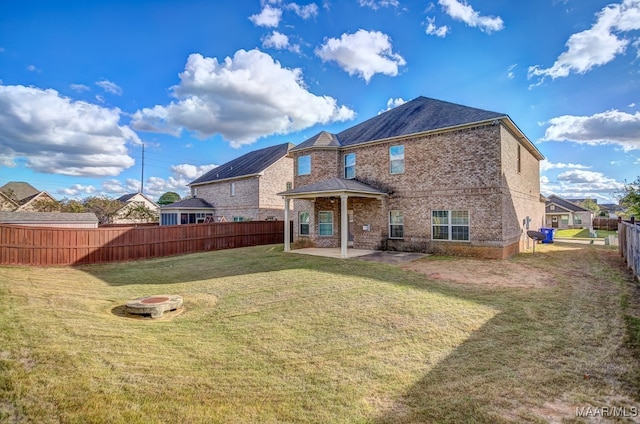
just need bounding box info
[289,248,428,264]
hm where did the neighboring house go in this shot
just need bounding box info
[160,197,216,225]
[545,195,593,229]
[279,96,545,259]
[0,181,58,211]
[113,192,160,224]
[0,211,99,228]
[186,142,294,223]
[599,203,625,218]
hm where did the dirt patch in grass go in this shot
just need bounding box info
[402,257,556,288]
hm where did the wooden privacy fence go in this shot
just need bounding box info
[619,219,640,282]
[0,221,284,266]
[593,217,620,231]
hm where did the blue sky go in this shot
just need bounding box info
[1,0,639,204]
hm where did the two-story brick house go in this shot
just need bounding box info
[179,142,294,224]
[279,96,545,259]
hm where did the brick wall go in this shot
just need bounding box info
[291,122,543,258]
[258,156,294,220]
[195,156,293,221]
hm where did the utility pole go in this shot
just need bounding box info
[140,143,145,194]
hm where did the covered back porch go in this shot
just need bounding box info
[279,178,387,258]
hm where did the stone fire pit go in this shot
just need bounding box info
[125,295,183,318]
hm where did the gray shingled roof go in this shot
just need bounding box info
[117,193,137,202]
[279,178,387,197]
[546,195,589,212]
[292,96,506,151]
[0,181,41,204]
[160,197,214,210]
[190,142,293,186]
[0,211,99,223]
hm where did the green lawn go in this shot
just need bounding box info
[0,244,638,423]
[554,228,618,239]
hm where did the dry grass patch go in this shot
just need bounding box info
[0,243,638,423]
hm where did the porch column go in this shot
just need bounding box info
[284,197,290,252]
[340,194,348,258]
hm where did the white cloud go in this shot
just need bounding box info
[542,109,640,151]
[358,0,399,9]
[438,0,504,33]
[315,29,406,83]
[286,2,319,19]
[171,163,218,180]
[95,80,123,95]
[0,84,139,176]
[539,160,590,172]
[507,64,517,79]
[541,169,625,201]
[528,0,640,82]
[70,83,90,92]
[379,97,407,114]
[131,49,355,147]
[57,184,97,197]
[27,64,40,72]
[425,17,449,37]
[249,5,282,27]
[262,31,300,53]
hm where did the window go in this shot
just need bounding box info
[161,213,177,226]
[432,210,469,241]
[233,216,245,222]
[299,211,310,236]
[230,182,236,196]
[318,211,333,236]
[574,215,582,225]
[390,145,405,174]
[297,155,311,176]
[389,210,404,239]
[286,181,293,190]
[344,153,356,179]
[517,144,522,173]
[561,215,569,226]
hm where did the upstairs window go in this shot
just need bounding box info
[517,144,522,173]
[344,153,356,179]
[297,155,311,176]
[390,145,405,174]
[230,182,236,196]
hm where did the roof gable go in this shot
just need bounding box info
[117,192,159,207]
[546,195,589,212]
[292,96,506,151]
[0,181,41,203]
[190,142,293,186]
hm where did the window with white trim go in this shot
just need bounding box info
[344,153,356,179]
[299,211,310,236]
[318,211,333,236]
[230,182,236,196]
[389,210,404,239]
[390,145,405,174]
[297,155,311,176]
[432,210,469,241]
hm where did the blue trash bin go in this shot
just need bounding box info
[539,227,554,243]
